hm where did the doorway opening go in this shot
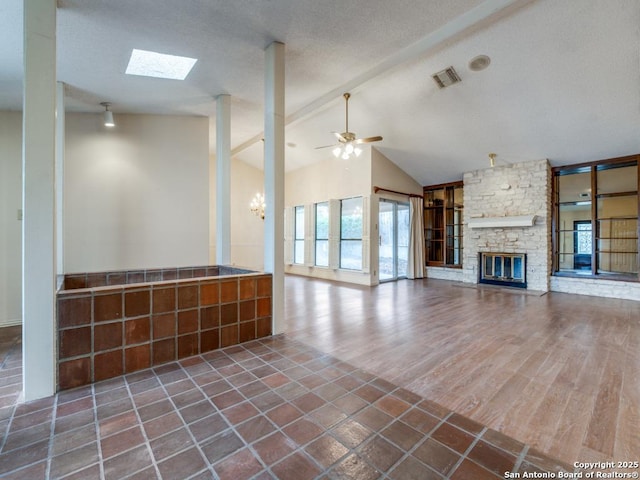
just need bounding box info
[379,199,410,282]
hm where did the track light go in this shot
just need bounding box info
[100,102,115,127]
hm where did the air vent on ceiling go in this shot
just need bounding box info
[432,67,461,89]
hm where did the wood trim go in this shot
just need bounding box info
[595,191,638,199]
[551,153,639,174]
[423,180,463,191]
[591,165,597,274]
[423,181,463,267]
[552,154,640,278]
[551,173,558,272]
[373,186,423,198]
[553,271,639,283]
[426,263,463,269]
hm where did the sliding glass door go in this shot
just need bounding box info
[379,200,410,281]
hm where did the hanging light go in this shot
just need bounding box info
[250,192,265,219]
[100,102,115,127]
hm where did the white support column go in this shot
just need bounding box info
[264,42,285,334]
[215,94,231,265]
[22,0,57,400]
[56,81,65,276]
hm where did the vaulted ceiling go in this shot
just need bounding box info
[1,0,638,185]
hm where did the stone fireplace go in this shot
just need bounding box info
[462,159,552,292]
[479,252,527,288]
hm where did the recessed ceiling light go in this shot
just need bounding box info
[468,54,491,72]
[125,49,197,80]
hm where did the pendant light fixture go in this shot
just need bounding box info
[100,102,115,127]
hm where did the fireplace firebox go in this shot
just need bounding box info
[479,252,527,288]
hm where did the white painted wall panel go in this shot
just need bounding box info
[64,113,209,272]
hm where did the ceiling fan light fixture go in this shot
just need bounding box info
[315,92,383,158]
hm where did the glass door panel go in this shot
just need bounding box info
[379,201,395,281]
[397,203,410,278]
[379,200,410,282]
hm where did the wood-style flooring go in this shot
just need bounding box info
[283,275,640,464]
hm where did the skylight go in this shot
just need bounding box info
[125,49,197,80]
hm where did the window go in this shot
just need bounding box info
[572,221,592,270]
[575,222,592,255]
[340,197,363,270]
[293,206,304,264]
[423,182,463,267]
[315,202,329,267]
[553,155,638,280]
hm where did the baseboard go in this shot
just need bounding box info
[0,318,22,328]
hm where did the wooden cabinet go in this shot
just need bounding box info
[424,182,463,267]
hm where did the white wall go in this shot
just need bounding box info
[284,147,423,285]
[286,149,372,206]
[209,155,265,270]
[65,113,209,273]
[284,149,372,284]
[0,112,23,326]
[371,148,422,196]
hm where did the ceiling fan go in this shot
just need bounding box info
[315,93,383,159]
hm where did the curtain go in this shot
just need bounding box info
[407,196,425,279]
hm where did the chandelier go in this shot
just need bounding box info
[250,192,265,219]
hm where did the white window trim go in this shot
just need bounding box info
[284,206,294,265]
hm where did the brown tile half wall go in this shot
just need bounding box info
[56,272,273,391]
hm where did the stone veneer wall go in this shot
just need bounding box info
[425,266,464,282]
[550,276,640,301]
[462,159,552,292]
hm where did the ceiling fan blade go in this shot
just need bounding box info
[354,136,383,144]
[314,144,337,150]
[332,131,347,142]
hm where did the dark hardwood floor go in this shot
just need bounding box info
[283,275,640,464]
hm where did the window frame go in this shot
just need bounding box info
[552,154,639,282]
[314,202,329,267]
[339,196,363,271]
[293,205,305,265]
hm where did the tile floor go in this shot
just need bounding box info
[0,326,576,479]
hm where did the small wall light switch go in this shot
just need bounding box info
[17,209,23,221]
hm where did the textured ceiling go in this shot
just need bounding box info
[1,0,639,185]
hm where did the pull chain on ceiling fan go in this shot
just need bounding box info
[315,93,383,159]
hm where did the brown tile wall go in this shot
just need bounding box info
[57,272,272,391]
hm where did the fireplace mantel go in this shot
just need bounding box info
[468,215,537,229]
